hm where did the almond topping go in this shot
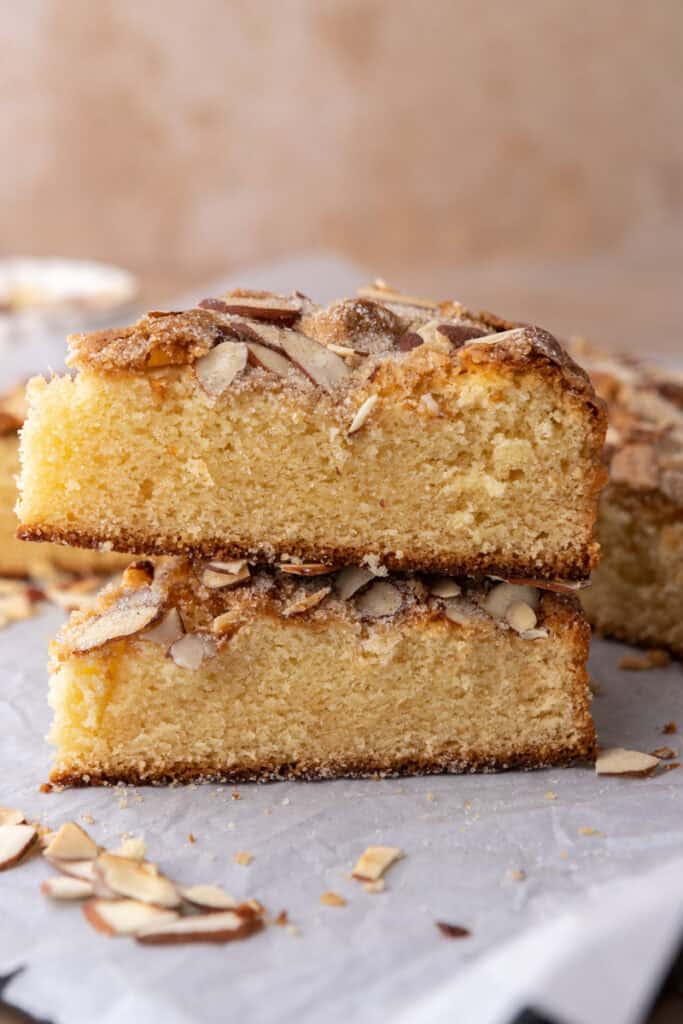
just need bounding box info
[483,582,539,620]
[199,293,302,325]
[201,563,251,589]
[282,587,331,617]
[83,898,178,937]
[195,340,248,397]
[280,331,351,391]
[0,807,26,827]
[246,341,293,376]
[429,578,462,598]
[279,563,336,576]
[69,595,161,653]
[335,566,374,600]
[41,876,94,900]
[0,824,37,870]
[354,581,403,619]
[348,394,378,434]
[136,907,263,945]
[595,748,660,776]
[45,857,97,883]
[95,853,181,908]
[44,822,98,861]
[505,600,538,633]
[180,884,236,911]
[208,559,248,574]
[169,632,216,671]
[141,607,185,647]
[352,845,404,882]
[357,283,436,310]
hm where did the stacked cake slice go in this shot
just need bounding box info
[17,284,607,784]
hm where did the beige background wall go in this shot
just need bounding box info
[2,0,682,349]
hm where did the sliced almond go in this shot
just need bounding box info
[280,332,350,391]
[207,559,248,575]
[95,853,180,908]
[327,343,358,358]
[429,578,462,598]
[41,876,94,900]
[211,610,245,637]
[201,563,251,589]
[505,601,538,633]
[503,576,590,594]
[136,907,263,945]
[169,632,217,671]
[334,566,374,600]
[357,283,436,310]
[483,582,539,620]
[44,822,98,861]
[83,898,178,937]
[279,563,336,577]
[595,748,660,777]
[69,595,161,653]
[45,857,97,883]
[195,341,248,397]
[348,394,378,434]
[141,607,185,646]
[354,581,403,619]
[199,293,302,325]
[282,587,331,617]
[180,884,236,911]
[247,341,293,377]
[0,807,26,827]
[0,824,37,870]
[352,845,404,882]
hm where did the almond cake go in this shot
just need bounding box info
[571,341,683,655]
[17,285,607,582]
[0,384,128,578]
[48,560,595,785]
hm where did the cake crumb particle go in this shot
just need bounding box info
[578,826,604,837]
[426,792,435,802]
[508,869,526,882]
[662,762,681,773]
[231,791,241,800]
[287,924,301,937]
[619,649,671,671]
[559,850,569,860]
[187,833,196,844]
[364,879,385,893]
[39,783,53,794]
[320,891,346,907]
[651,747,678,760]
[234,851,253,866]
[81,813,95,825]
[662,721,678,735]
[544,791,557,801]
[273,910,289,926]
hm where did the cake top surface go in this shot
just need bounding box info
[65,281,599,409]
[570,339,683,507]
[54,557,580,661]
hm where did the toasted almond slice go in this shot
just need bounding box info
[45,857,97,883]
[334,566,374,600]
[354,581,403,619]
[352,845,404,882]
[247,341,293,376]
[44,822,98,861]
[0,807,26,826]
[348,394,378,434]
[279,563,336,577]
[136,907,263,945]
[502,576,590,594]
[70,595,161,653]
[196,341,248,397]
[357,284,436,310]
[199,293,302,325]
[505,601,537,633]
[429,578,462,598]
[95,853,181,908]
[0,824,37,870]
[595,748,660,776]
[280,332,350,391]
[282,587,331,617]
[211,609,244,637]
[180,884,236,911]
[483,582,539,619]
[201,564,251,589]
[207,559,248,575]
[41,876,94,900]
[111,837,147,861]
[83,898,178,937]
[141,607,185,646]
[327,343,358,357]
[169,632,217,670]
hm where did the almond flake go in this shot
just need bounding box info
[282,586,331,616]
[348,394,378,434]
[44,822,98,861]
[95,853,180,908]
[280,331,351,391]
[0,807,26,827]
[195,341,248,397]
[210,610,244,637]
[45,857,97,883]
[83,898,178,937]
[41,876,94,900]
[70,595,161,653]
[352,845,404,882]
[505,600,537,633]
[429,578,462,598]
[279,563,336,576]
[354,581,403,619]
[320,891,347,907]
[335,566,374,600]
[0,824,37,870]
[357,284,436,310]
[136,907,263,945]
[199,293,302,325]
[247,341,293,376]
[180,884,236,911]
[201,563,251,589]
[595,747,660,776]
[483,582,539,620]
[169,632,217,670]
[141,607,185,647]
[327,344,358,357]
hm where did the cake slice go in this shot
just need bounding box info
[0,384,128,578]
[571,341,683,655]
[48,558,595,785]
[18,285,606,582]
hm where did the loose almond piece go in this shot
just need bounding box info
[199,293,302,325]
[282,587,331,617]
[0,824,37,870]
[280,332,350,391]
[595,748,660,777]
[0,807,26,827]
[279,563,335,577]
[95,853,181,908]
[44,822,98,861]
[335,566,374,600]
[141,607,185,647]
[180,884,236,911]
[41,876,94,900]
[352,845,404,882]
[195,341,248,397]
[136,908,263,945]
[170,633,216,670]
[83,898,178,937]
[354,581,403,619]
[111,836,147,860]
[429,578,462,598]
[45,857,97,883]
[484,582,539,619]
[201,563,251,589]
[348,394,378,434]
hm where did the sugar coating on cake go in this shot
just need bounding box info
[18,285,606,581]
[48,559,595,785]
